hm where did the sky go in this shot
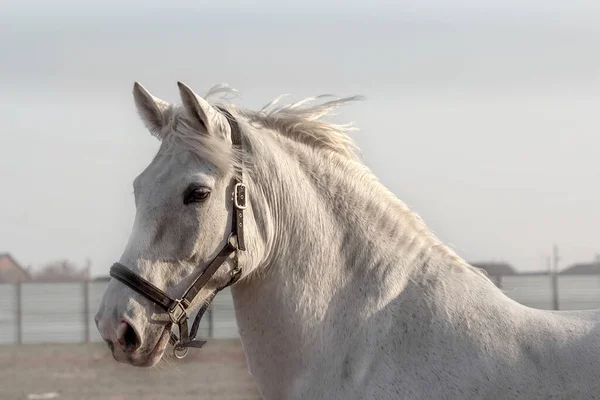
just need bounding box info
[0,0,599,277]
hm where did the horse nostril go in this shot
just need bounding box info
[116,321,141,352]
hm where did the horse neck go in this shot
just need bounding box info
[236,130,492,324]
[227,128,540,398]
[230,130,511,391]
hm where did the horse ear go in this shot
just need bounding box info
[132,82,171,139]
[177,81,229,139]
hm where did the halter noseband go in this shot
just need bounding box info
[109,107,246,359]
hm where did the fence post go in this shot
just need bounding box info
[83,280,90,343]
[551,271,559,310]
[15,282,22,344]
[208,305,214,339]
[551,246,560,310]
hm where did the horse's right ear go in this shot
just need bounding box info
[132,82,171,139]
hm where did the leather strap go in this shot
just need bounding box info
[110,264,173,312]
[217,106,246,251]
[180,237,236,308]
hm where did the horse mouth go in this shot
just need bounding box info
[135,326,171,368]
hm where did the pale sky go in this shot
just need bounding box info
[1,0,599,276]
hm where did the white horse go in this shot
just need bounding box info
[95,81,600,399]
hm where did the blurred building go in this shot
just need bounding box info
[470,261,517,287]
[471,261,517,276]
[560,258,600,275]
[0,253,30,283]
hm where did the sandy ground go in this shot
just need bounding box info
[0,340,262,400]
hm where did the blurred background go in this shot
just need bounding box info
[0,0,599,399]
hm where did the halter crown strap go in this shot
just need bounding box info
[217,105,246,251]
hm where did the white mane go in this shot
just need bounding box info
[158,85,362,174]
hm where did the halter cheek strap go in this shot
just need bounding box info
[109,106,246,358]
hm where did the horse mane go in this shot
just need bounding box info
[207,85,364,160]
[160,84,364,175]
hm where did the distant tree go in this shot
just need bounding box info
[32,259,91,282]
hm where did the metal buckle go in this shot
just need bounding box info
[230,265,242,284]
[168,299,187,324]
[226,233,238,250]
[173,344,189,359]
[234,183,247,210]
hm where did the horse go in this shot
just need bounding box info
[95,81,600,399]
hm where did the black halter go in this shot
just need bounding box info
[109,107,247,359]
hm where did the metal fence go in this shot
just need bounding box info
[495,274,600,311]
[0,281,238,345]
[2,274,600,345]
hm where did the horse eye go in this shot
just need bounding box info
[183,186,211,205]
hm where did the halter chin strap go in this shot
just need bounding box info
[109,106,246,359]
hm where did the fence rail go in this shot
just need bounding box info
[1,274,600,345]
[0,281,237,345]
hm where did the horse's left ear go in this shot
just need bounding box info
[177,81,230,140]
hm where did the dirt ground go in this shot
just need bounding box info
[0,340,262,400]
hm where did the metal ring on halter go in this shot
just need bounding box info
[173,344,189,359]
